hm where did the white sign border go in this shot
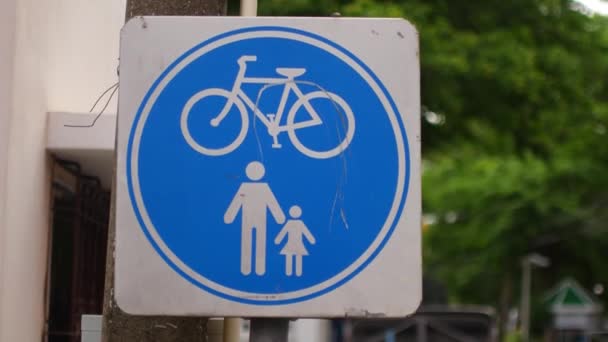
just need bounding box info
[127,28,408,304]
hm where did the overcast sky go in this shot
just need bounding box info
[577,0,608,14]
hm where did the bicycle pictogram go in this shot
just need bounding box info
[180,55,356,159]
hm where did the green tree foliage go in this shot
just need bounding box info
[253,0,608,322]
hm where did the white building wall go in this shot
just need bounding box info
[0,2,331,341]
[45,0,124,112]
[0,0,124,340]
[0,0,17,337]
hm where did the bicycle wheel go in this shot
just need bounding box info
[286,91,355,159]
[180,88,249,156]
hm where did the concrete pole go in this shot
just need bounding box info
[125,0,226,19]
[101,1,226,341]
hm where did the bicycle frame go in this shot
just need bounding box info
[212,56,323,139]
[183,55,356,158]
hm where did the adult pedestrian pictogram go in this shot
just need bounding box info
[224,161,285,276]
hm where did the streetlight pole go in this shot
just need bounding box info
[236,1,290,341]
[520,259,531,342]
[520,253,550,342]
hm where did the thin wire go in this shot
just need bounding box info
[64,82,119,128]
[252,80,350,231]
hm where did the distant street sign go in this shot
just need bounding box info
[116,16,421,317]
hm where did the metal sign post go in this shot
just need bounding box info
[249,319,289,342]
[116,16,421,324]
[239,2,289,340]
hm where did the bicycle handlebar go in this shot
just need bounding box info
[238,55,258,64]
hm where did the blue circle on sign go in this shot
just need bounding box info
[127,26,410,305]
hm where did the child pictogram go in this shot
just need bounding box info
[274,205,316,277]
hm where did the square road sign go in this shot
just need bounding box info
[116,16,421,317]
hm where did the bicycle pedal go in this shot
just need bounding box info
[271,144,282,149]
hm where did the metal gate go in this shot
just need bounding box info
[46,160,110,342]
[346,306,497,342]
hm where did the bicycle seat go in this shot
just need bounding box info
[276,68,306,78]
